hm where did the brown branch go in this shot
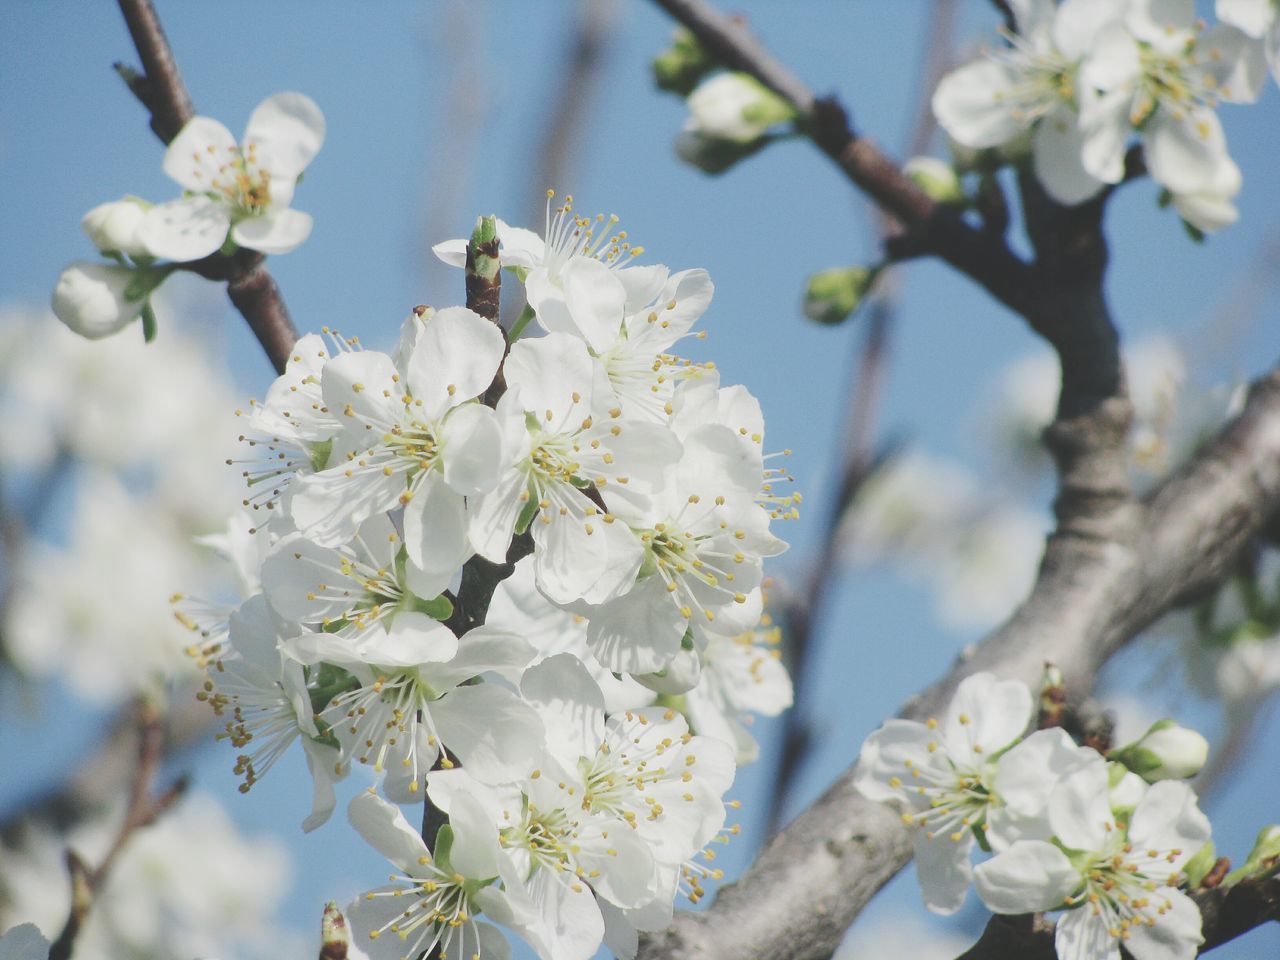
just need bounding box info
[955,875,1280,959]
[47,701,188,960]
[650,0,1039,320]
[115,0,299,374]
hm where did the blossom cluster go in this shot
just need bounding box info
[192,196,795,960]
[856,672,1216,960]
[933,0,1272,232]
[51,93,324,340]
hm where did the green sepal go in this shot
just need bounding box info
[308,663,360,715]
[652,27,715,96]
[141,301,158,342]
[308,438,333,473]
[972,823,992,854]
[514,495,540,536]
[1182,840,1217,889]
[569,475,592,489]
[410,594,454,621]
[432,824,456,873]
[680,628,695,652]
[509,304,536,342]
[654,692,688,714]
[1181,218,1206,244]
[1224,825,1280,885]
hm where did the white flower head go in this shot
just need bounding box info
[81,196,152,258]
[684,71,795,143]
[975,770,1212,960]
[141,92,325,261]
[854,672,1034,913]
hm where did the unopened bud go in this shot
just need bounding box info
[81,196,152,257]
[1110,719,1209,782]
[674,130,771,174]
[51,261,149,340]
[904,156,964,204]
[803,266,879,326]
[320,901,350,960]
[686,72,794,143]
[653,27,715,96]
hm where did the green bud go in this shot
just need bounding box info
[674,130,772,175]
[803,266,879,326]
[904,156,965,204]
[1109,719,1209,782]
[652,27,715,96]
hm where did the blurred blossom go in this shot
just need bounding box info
[0,792,301,960]
[4,473,227,704]
[840,450,1046,631]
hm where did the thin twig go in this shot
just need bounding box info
[115,0,299,373]
[47,701,188,960]
[762,0,955,836]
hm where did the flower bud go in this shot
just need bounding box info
[904,156,965,204]
[674,129,771,174]
[803,266,878,326]
[51,261,148,339]
[320,901,351,959]
[1110,719,1209,782]
[686,72,794,143]
[652,27,715,96]
[81,196,153,257]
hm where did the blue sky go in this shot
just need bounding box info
[2,1,1279,957]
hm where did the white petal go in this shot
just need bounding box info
[932,60,1025,149]
[347,789,431,873]
[50,261,148,339]
[973,840,1079,913]
[406,305,505,420]
[139,195,231,261]
[616,263,670,311]
[356,612,458,667]
[432,684,545,782]
[403,471,471,579]
[301,737,341,832]
[913,830,973,915]
[440,403,504,496]
[1125,888,1203,960]
[586,575,687,674]
[1055,905,1121,960]
[504,333,595,434]
[520,653,605,770]
[447,788,502,879]
[1047,759,1111,851]
[1054,0,1127,59]
[1217,0,1275,38]
[943,672,1033,757]
[1126,0,1197,52]
[1127,780,1211,863]
[1144,109,1230,194]
[231,207,313,254]
[432,237,468,267]
[163,115,238,192]
[244,91,326,178]
[1198,24,1268,103]
[419,624,535,690]
[563,257,628,355]
[1033,108,1108,204]
[495,220,546,270]
[532,500,609,604]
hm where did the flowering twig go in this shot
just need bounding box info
[46,700,188,960]
[114,0,300,373]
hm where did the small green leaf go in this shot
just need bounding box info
[509,304,536,342]
[141,302,157,342]
[433,824,455,873]
[514,495,540,535]
[411,594,454,621]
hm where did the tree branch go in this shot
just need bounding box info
[954,875,1280,959]
[649,0,1039,319]
[115,0,299,374]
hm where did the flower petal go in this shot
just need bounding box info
[244,91,326,179]
[163,115,238,192]
[231,207,313,254]
[139,195,231,262]
[932,60,1025,149]
[974,840,1079,914]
